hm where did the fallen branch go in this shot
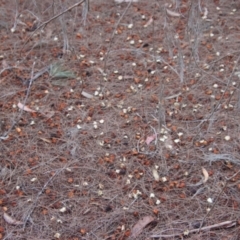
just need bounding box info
[150,220,237,238]
[196,170,240,233]
[23,168,65,229]
[22,0,86,51]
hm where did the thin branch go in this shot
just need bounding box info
[150,220,237,238]
[151,170,240,238]
[197,170,240,232]
[22,0,85,51]
[103,1,132,73]
[23,167,65,229]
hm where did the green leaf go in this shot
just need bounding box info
[50,63,75,79]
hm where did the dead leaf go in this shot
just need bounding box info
[131,216,154,238]
[81,91,93,99]
[152,168,160,181]
[144,16,153,28]
[146,134,157,145]
[3,212,24,225]
[166,9,181,17]
[202,7,208,19]
[202,167,209,183]
[17,102,36,113]
[39,137,51,143]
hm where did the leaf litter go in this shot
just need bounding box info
[1,0,240,239]
[130,216,155,238]
[202,167,209,183]
[17,102,36,113]
[3,212,24,226]
[145,134,157,145]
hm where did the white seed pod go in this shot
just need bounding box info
[207,198,213,204]
[202,167,209,183]
[59,207,66,213]
[152,168,160,181]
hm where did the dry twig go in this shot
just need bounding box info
[150,220,237,238]
[22,0,86,51]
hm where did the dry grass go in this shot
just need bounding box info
[0,0,240,239]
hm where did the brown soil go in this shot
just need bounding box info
[0,0,240,239]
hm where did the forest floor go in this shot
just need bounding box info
[0,0,240,239]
